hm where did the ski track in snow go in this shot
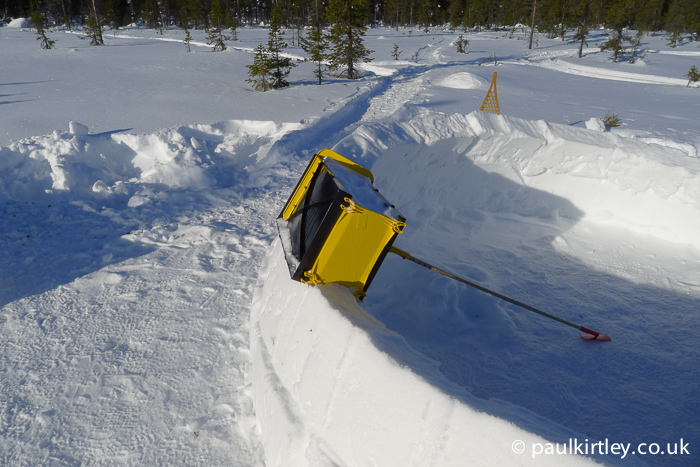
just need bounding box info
[511,49,697,87]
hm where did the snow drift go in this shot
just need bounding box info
[251,241,597,467]
[337,111,700,250]
[0,119,299,204]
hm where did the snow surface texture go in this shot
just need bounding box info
[2,24,699,466]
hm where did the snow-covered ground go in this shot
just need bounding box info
[1,22,699,466]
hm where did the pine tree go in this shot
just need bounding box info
[207,0,230,52]
[184,29,192,52]
[103,0,130,30]
[82,0,105,46]
[448,0,464,31]
[664,0,685,47]
[82,14,105,45]
[572,0,590,58]
[528,0,538,49]
[628,30,645,63]
[246,43,273,91]
[143,0,160,30]
[455,35,468,53]
[29,10,56,49]
[266,4,296,88]
[686,65,700,87]
[391,43,401,59]
[300,18,329,84]
[600,0,634,60]
[325,0,373,79]
[600,30,629,62]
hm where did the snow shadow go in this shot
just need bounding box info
[0,198,153,307]
[358,143,699,466]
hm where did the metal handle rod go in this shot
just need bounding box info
[390,247,610,340]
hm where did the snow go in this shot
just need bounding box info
[1,24,699,466]
[251,241,596,467]
[324,157,404,221]
[438,71,486,89]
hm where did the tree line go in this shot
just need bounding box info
[5,0,700,40]
[7,0,700,89]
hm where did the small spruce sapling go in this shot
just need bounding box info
[391,43,401,60]
[685,65,700,87]
[184,29,192,52]
[602,111,621,129]
[456,35,468,53]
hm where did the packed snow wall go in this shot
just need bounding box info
[334,111,700,250]
[250,241,597,467]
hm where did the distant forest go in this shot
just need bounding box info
[3,0,700,40]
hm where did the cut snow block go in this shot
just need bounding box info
[277,149,406,302]
[69,121,89,136]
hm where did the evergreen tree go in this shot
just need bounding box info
[391,42,401,59]
[572,0,590,58]
[266,4,296,88]
[325,0,373,79]
[300,18,329,84]
[528,0,538,49]
[143,0,160,30]
[686,65,700,87]
[448,0,464,30]
[207,0,230,52]
[246,43,273,91]
[628,29,645,63]
[386,0,403,30]
[29,10,56,49]
[82,0,105,45]
[455,34,468,53]
[103,0,130,29]
[664,0,684,47]
[82,14,105,45]
[600,29,629,62]
[184,28,192,52]
[230,19,238,41]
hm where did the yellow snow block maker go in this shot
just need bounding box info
[277,149,406,302]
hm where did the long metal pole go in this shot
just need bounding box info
[390,247,611,341]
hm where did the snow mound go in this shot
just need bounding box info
[335,110,700,249]
[438,72,485,89]
[0,119,300,204]
[251,241,598,467]
[7,18,29,28]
